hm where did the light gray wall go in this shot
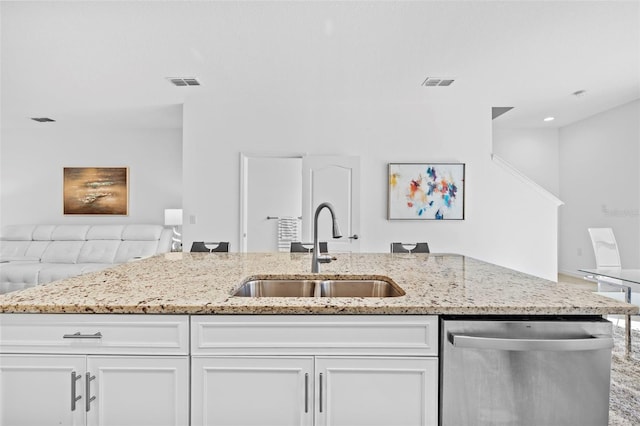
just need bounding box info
[559,100,640,274]
[492,127,560,197]
[0,126,182,226]
[183,96,561,280]
[0,99,562,280]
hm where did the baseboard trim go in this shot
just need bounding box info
[558,269,586,279]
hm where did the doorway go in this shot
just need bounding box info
[240,154,360,253]
[240,154,302,252]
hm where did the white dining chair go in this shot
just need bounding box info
[587,228,638,353]
[587,228,629,300]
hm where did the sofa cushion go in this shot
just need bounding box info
[1,225,36,240]
[24,241,51,259]
[32,225,57,241]
[0,262,42,287]
[40,241,84,264]
[122,225,163,241]
[1,240,51,261]
[77,240,120,264]
[114,241,159,263]
[51,225,90,241]
[86,225,125,240]
[1,241,31,258]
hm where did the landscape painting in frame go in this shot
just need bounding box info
[63,167,128,215]
[388,163,465,220]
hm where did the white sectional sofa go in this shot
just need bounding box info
[0,224,173,294]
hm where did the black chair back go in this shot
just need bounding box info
[190,241,229,253]
[290,242,328,253]
[390,242,430,253]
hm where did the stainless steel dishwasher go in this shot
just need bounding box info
[440,317,614,426]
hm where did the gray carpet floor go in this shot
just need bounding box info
[609,324,640,425]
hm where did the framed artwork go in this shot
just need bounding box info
[63,167,129,215]
[388,163,465,220]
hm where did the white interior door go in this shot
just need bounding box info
[302,156,360,253]
[241,155,303,252]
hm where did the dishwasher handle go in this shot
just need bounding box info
[450,333,613,352]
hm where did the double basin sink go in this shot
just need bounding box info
[233,276,405,298]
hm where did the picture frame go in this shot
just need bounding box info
[388,162,465,220]
[63,167,129,215]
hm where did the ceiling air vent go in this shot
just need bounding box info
[31,117,55,122]
[168,77,201,86]
[422,77,455,87]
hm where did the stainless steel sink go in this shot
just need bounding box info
[232,279,317,297]
[318,280,404,297]
[232,277,405,297]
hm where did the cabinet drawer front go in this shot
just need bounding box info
[191,315,438,356]
[0,314,189,355]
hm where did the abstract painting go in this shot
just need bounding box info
[63,167,128,215]
[388,163,465,220]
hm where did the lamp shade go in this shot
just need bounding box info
[164,209,183,226]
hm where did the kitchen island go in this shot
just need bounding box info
[0,252,634,315]
[0,253,636,426]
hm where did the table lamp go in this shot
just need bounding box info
[164,209,183,252]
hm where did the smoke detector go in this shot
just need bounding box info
[422,77,455,87]
[31,117,55,122]
[167,77,201,86]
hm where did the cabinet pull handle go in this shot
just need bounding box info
[319,373,323,413]
[85,373,96,412]
[71,371,82,411]
[63,332,103,339]
[304,373,309,413]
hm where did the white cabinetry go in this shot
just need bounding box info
[0,314,189,426]
[191,315,439,426]
[316,356,437,426]
[1,354,86,426]
[192,356,314,426]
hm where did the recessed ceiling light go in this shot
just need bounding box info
[543,116,555,122]
[30,117,55,123]
[167,77,201,86]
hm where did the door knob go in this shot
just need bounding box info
[348,234,359,240]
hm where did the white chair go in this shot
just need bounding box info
[587,228,637,302]
[587,227,636,354]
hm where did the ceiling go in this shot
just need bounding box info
[1,1,638,130]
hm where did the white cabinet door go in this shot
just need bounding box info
[85,356,189,426]
[0,354,86,426]
[315,357,438,426]
[192,356,314,426]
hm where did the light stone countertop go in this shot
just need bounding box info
[0,253,636,315]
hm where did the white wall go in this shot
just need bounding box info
[0,99,561,280]
[492,127,560,197]
[183,96,560,280]
[559,100,640,274]
[0,126,182,226]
